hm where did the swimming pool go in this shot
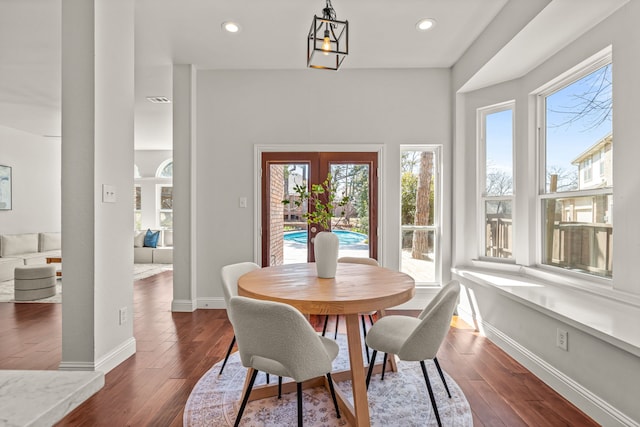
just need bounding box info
[283,230,368,245]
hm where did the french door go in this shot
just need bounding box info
[261,152,378,267]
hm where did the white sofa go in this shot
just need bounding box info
[133,229,173,264]
[0,232,62,282]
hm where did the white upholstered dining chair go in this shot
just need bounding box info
[219,262,261,375]
[364,280,461,427]
[228,296,341,427]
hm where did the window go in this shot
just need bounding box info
[134,185,141,230]
[539,54,612,278]
[478,103,514,260]
[157,160,173,178]
[400,146,440,285]
[158,185,173,229]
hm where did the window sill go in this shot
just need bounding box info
[452,264,640,358]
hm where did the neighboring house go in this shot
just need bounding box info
[557,133,613,224]
[572,133,613,190]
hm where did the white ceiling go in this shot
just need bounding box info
[0,0,628,150]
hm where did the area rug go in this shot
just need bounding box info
[0,264,173,303]
[184,334,472,427]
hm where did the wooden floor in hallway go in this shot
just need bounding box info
[0,270,598,426]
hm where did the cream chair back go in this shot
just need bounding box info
[220,262,260,306]
[398,280,460,361]
[228,296,337,382]
[337,256,379,266]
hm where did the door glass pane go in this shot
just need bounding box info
[330,164,370,259]
[274,163,309,265]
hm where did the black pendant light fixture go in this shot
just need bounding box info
[307,0,349,71]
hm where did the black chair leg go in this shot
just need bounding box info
[334,315,339,339]
[381,353,388,381]
[234,369,258,427]
[361,315,370,364]
[297,382,303,427]
[278,376,282,399]
[266,373,270,384]
[219,335,236,375]
[322,315,329,336]
[420,361,442,427]
[365,349,377,389]
[433,357,451,398]
[326,373,341,419]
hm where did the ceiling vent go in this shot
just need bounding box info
[146,96,171,104]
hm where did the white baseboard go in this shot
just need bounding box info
[59,337,136,375]
[172,298,197,312]
[458,305,639,427]
[197,297,225,309]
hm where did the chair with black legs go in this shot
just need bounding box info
[321,256,379,363]
[219,262,261,376]
[364,280,460,427]
[228,296,341,427]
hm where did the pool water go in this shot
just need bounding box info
[283,230,368,245]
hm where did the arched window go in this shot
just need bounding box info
[156,159,173,178]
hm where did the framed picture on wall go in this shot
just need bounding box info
[0,165,12,210]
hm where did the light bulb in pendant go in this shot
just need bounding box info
[322,29,331,54]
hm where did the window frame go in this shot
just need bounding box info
[157,184,173,230]
[399,145,442,286]
[477,101,516,262]
[134,184,142,231]
[535,50,613,280]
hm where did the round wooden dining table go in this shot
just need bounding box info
[238,262,415,427]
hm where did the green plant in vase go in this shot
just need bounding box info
[282,173,350,230]
[282,173,349,278]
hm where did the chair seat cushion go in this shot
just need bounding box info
[365,315,420,356]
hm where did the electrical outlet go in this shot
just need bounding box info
[556,328,568,351]
[119,307,127,325]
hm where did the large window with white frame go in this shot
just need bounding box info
[538,52,612,278]
[478,102,514,260]
[400,146,441,285]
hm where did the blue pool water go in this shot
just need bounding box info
[283,230,367,245]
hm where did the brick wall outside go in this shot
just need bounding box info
[269,165,284,265]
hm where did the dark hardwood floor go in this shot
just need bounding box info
[0,271,598,426]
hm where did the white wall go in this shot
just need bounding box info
[192,68,451,304]
[0,125,61,234]
[452,1,640,424]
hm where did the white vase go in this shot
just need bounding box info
[314,231,339,278]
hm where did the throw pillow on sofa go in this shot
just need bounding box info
[134,231,146,248]
[144,229,160,248]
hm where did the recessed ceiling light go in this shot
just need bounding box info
[222,21,241,33]
[416,18,436,31]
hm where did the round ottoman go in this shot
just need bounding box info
[14,265,57,301]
